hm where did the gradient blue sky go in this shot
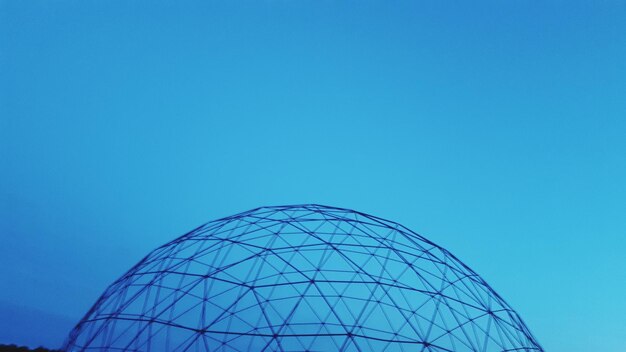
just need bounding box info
[1,1,625,351]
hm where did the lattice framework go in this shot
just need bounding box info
[64,204,543,352]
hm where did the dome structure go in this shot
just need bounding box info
[64,204,543,352]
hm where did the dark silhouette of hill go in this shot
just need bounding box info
[0,345,61,352]
[0,300,74,348]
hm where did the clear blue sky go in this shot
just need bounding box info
[1,1,625,351]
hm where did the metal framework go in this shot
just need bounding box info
[64,204,543,351]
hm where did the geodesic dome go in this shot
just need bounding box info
[64,204,543,352]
